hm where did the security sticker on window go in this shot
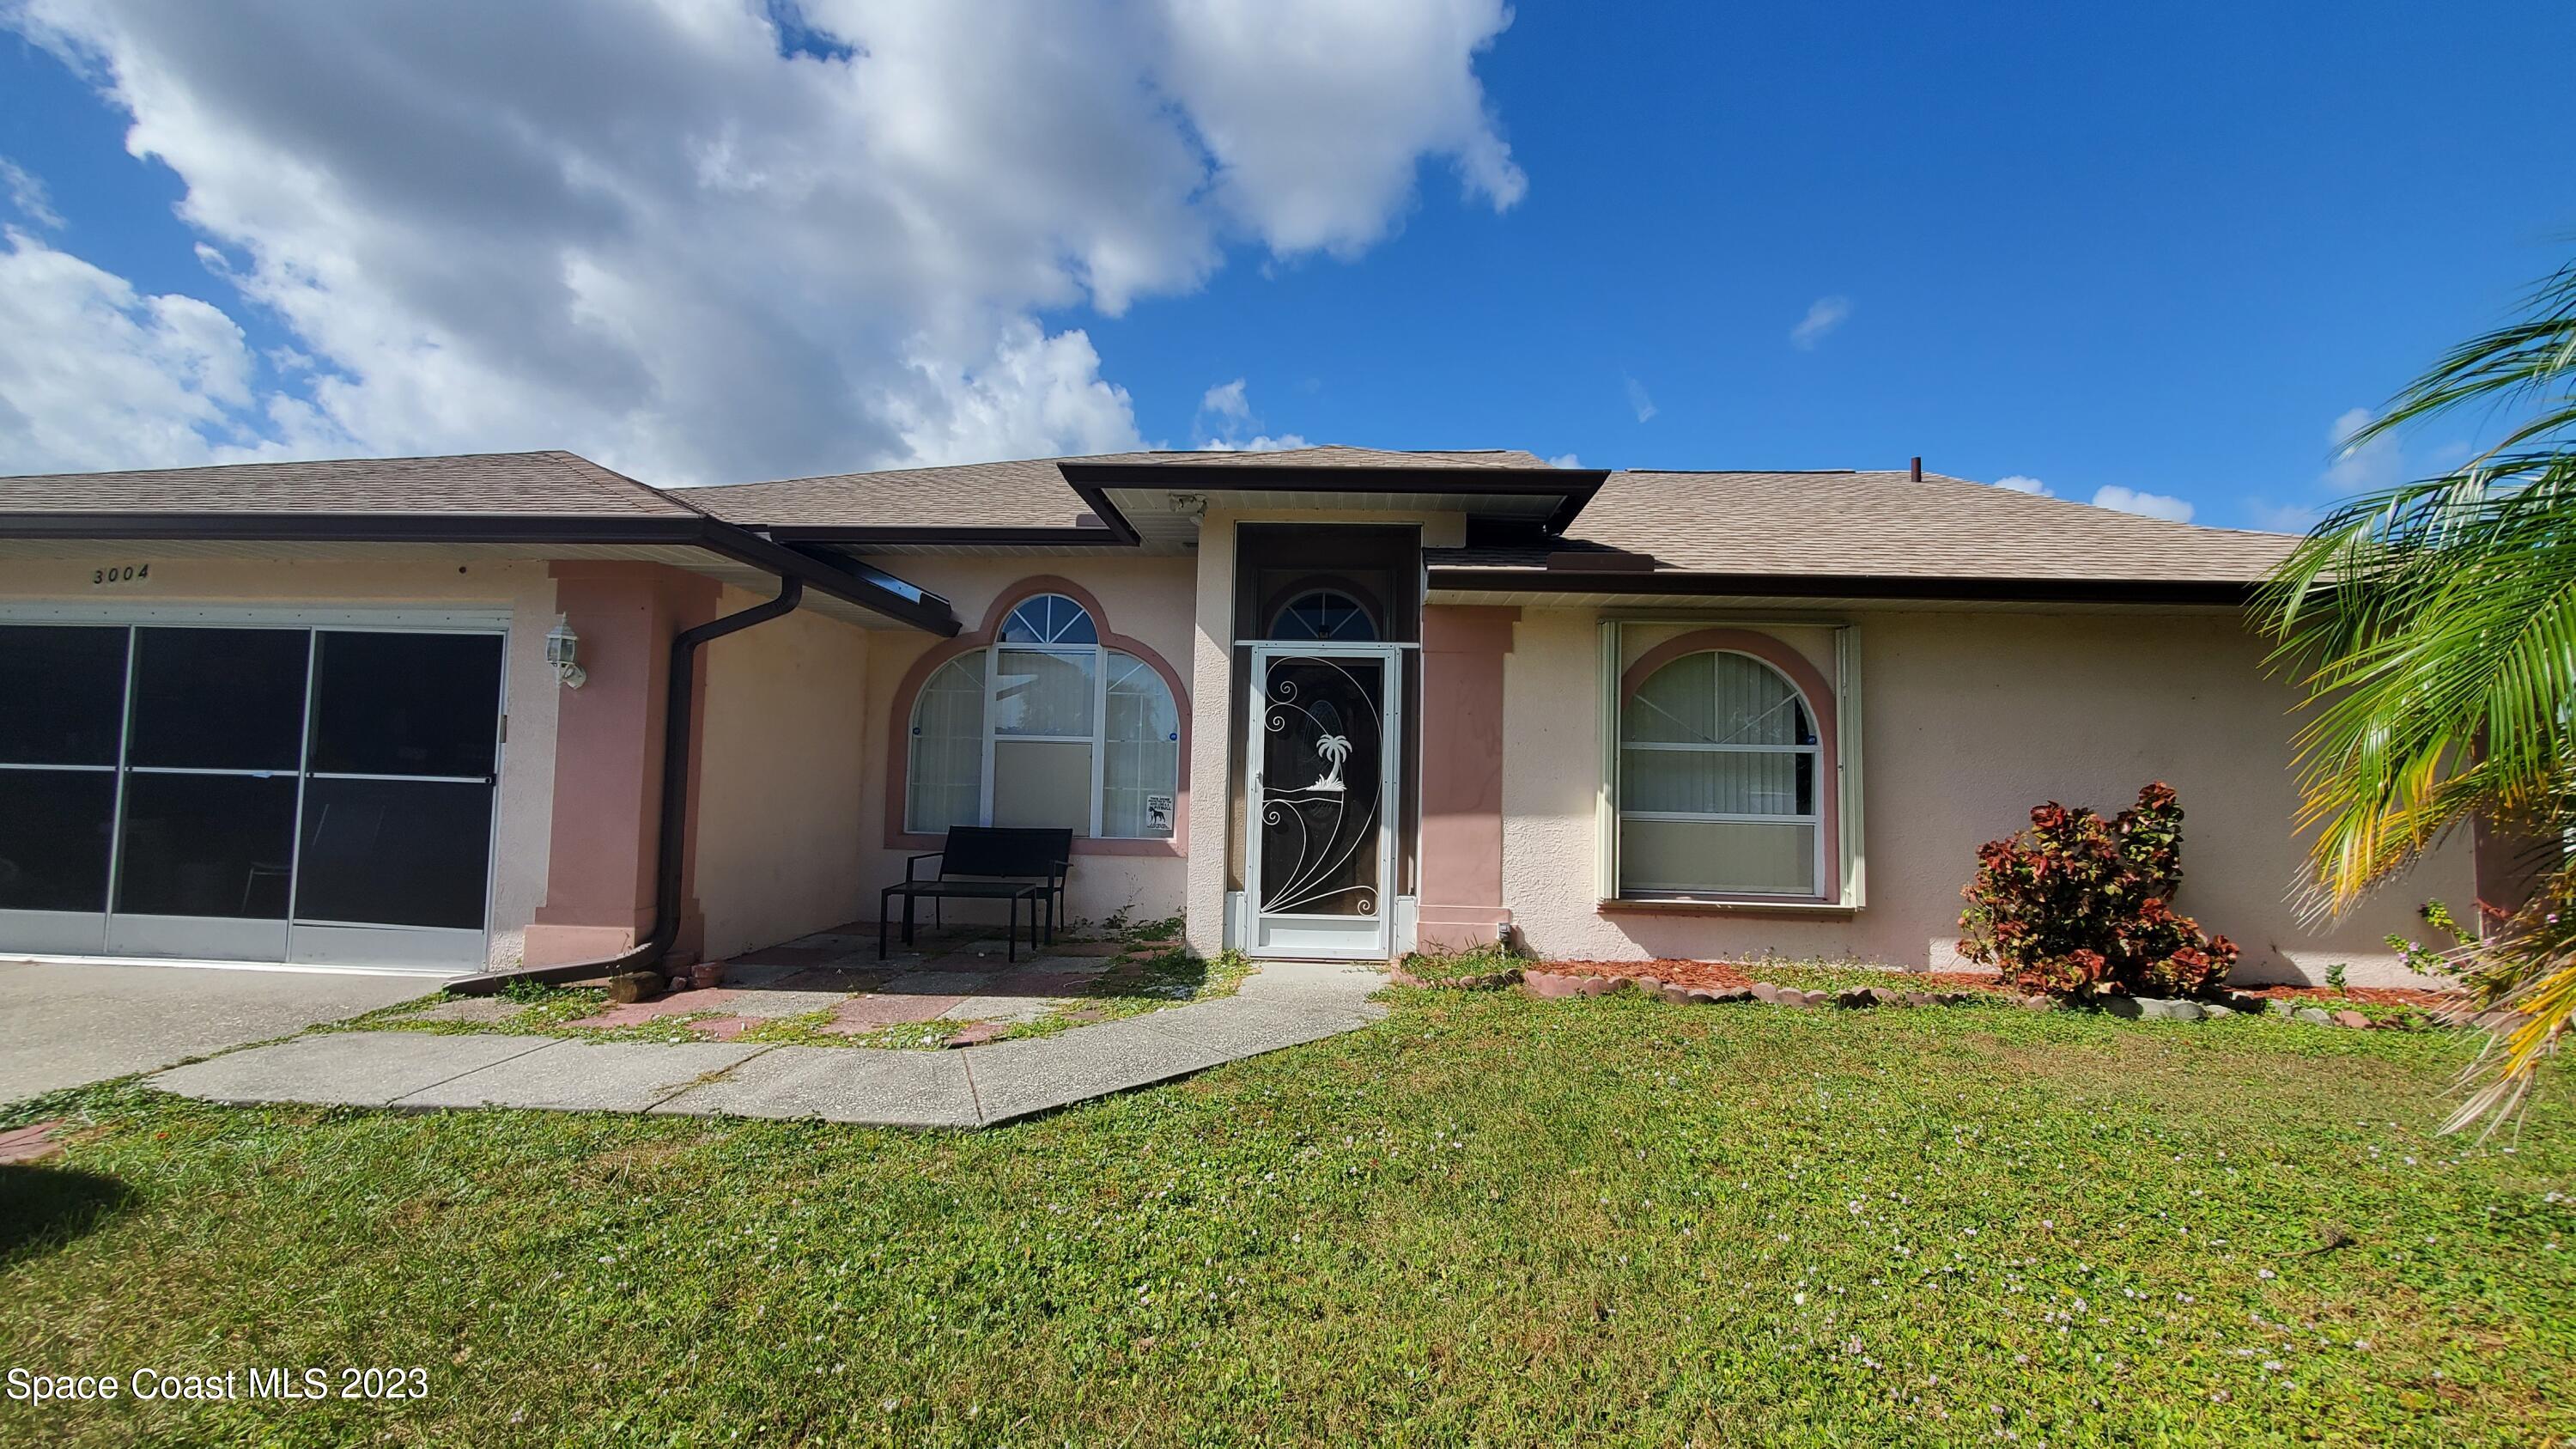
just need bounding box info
[1145,795,1175,836]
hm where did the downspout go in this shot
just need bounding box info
[451,575,805,994]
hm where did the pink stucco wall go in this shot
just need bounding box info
[523,562,718,967]
[1501,605,2478,988]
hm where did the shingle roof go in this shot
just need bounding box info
[0,450,696,517]
[1431,470,2299,584]
[686,445,1554,532]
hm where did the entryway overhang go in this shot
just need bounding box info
[1058,462,1610,549]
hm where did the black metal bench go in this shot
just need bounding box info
[879,826,1072,963]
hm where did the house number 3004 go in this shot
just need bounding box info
[91,563,149,587]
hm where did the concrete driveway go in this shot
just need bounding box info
[0,960,435,1103]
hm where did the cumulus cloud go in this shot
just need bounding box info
[1546,452,1581,468]
[1189,375,1305,452]
[1789,294,1851,350]
[1990,470,2195,522]
[0,229,258,472]
[1,0,1523,482]
[2088,484,2194,523]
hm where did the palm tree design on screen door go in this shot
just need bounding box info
[1311,732,1351,792]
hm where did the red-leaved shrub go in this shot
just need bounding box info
[1957,782,2239,998]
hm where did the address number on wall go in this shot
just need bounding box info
[90,563,150,587]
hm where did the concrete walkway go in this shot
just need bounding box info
[149,960,1385,1128]
[1,959,435,1102]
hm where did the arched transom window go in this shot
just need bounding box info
[907,594,1180,839]
[1269,588,1377,641]
[1618,650,1821,896]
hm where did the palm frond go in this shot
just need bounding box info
[2262,253,2576,1134]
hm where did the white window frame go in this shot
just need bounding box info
[1596,618,1864,909]
[909,594,1177,840]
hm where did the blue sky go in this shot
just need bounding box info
[3,2,2573,531]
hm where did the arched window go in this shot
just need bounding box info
[1618,650,1821,896]
[1269,588,1376,641]
[906,594,1180,839]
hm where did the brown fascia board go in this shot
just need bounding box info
[0,510,961,636]
[1055,462,1612,539]
[1425,565,2263,607]
[763,522,1134,549]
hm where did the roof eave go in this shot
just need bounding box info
[1425,566,2264,606]
[0,511,961,636]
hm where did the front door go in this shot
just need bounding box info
[1244,643,1400,959]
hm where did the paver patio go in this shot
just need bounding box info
[149,959,1385,1128]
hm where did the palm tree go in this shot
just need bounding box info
[1315,733,1352,792]
[2263,253,2576,1134]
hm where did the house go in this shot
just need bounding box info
[0,446,2477,986]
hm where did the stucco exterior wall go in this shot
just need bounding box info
[1502,604,2475,988]
[0,556,561,971]
[854,554,1197,933]
[691,587,874,959]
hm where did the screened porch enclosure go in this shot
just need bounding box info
[0,620,506,970]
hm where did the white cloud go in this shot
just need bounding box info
[2245,499,2320,533]
[2323,405,2404,494]
[1624,375,1656,423]
[1194,433,1309,453]
[0,156,63,229]
[1200,377,1252,423]
[1546,452,1581,468]
[0,229,258,472]
[1990,474,2052,496]
[2088,484,2194,523]
[1190,374,1303,451]
[1,0,1523,482]
[1789,294,1852,350]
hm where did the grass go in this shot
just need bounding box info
[3,991,2571,1446]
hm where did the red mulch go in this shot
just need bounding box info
[1538,959,2014,993]
[2233,983,2462,1010]
[1539,959,2466,1010]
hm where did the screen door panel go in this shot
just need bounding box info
[1248,647,1400,958]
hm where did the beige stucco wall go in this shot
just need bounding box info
[691,586,874,959]
[1503,604,2475,988]
[854,553,1198,934]
[0,555,561,971]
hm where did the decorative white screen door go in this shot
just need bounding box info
[1243,642,1401,959]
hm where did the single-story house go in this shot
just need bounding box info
[0,446,2485,986]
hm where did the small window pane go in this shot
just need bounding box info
[0,770,116,911]
[1619,818,1816,896]
[115,772,298,919]
[1103,651,1178,837]
[906,654,985,832]
[993,648,1094,736]
[310,631,503,777]
[992,740,1093,834]
[0,625,128,765]
[999,594,1096,645]
[296,778,493,928]
[1272,590,1376,641]
[1624,652,1716,743]
[129,627,309,770]
[1620,747,1806,816]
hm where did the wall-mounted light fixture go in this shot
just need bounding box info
[545,622,587,690]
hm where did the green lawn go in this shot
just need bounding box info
[3,990,2570,1446]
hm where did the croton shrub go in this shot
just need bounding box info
[1957,782,2239,998]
